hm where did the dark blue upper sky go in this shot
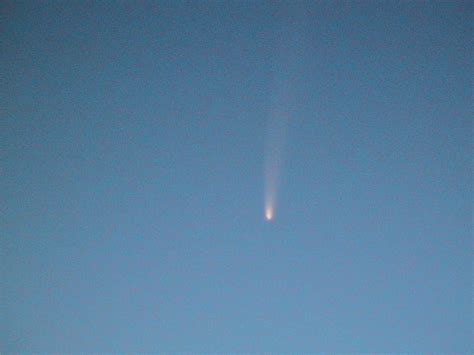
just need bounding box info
[1,0,472,352]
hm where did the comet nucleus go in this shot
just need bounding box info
[265,208,273,221]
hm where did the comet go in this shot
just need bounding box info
[264,105,288,222]
[263,29,301,222]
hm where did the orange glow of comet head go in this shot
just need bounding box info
[265,208,273,221]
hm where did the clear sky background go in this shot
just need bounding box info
[1,0,472,352]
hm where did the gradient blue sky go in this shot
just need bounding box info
[1,0,472,352]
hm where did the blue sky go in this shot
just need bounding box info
[1,0,472,352]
